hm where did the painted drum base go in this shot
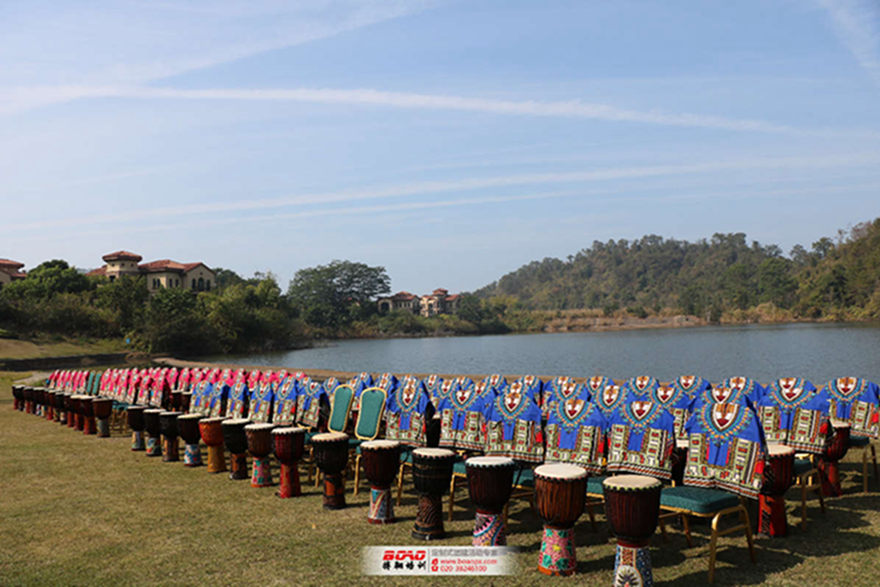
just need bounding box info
[251,458,273,487]
[184,443,203,467]
[163,437,180,462]
[412,494,446,540]
[614,543,653,587]
[53,411,61,423]
[96,419,110,438]
[277,463,301,498]
[59,412,67,425]
[758,496,788,537]
[131,430,145,451]
[322,473,346,509]
[229,453,248,480]
[45,407,54,421]
[83,416,96,435]
[538,526,577,576]
[145,435,162,457]
[206,446,226,474]
[368,486,395,524]
[473,511,506,547]
[818,459,843,497]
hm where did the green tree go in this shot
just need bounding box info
[756,258,797,308]
[95,274,149,330]
[287,260,390,329]
[457,294,484,324]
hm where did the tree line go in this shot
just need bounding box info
[475,218,880,322]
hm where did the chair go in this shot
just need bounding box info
[351,387,388,495]
[849,436,878,493]
[658,486,756,584]
[793,456,826,530]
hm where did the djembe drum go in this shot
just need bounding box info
[759,444,795,537]
[144,409,164,457]
[222,419,251,480]
[70,395,84,431]
[12,385,22,411]
[361,440,401,524]
[466,456,516,546]
[671,439,689,487]
[273,427,306,498]
[22,386,32,414]
[819,420,851,497]
[199,417,227,473]
[246,423,276,487]
[127,406,146,451]
[44,390,55,421]
[603,475,662,587]
[159,411,181,462]
[35,388,45,417]
[80,395,96,435]
[171,390,182,411]
[178,414,203,466]
[64,393,76,428]
[312,432,350,509]
[412,448,455,540]
[93,398,114,437]
[535,463,588,576]
[53,391,65,423]
[180,392,192,413]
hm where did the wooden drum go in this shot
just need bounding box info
[199,417,227,473]
[535,463,588,576]
[312,432,350,509]
[412,448,455,540]
[273,427,306,498]
[12,384,22,412]
[466,456,516,546]
[361,440,401,524]
[603,475,662,587]
[93,398,114,438]
[222,418,252,480]
[245,423,276,487]
[759,444,794,537]
[54,390,67,424]
[819,419,851,497]
[143,409,164,457]
[159,411,181,462]
[44,390,56,421]
[127,406,146,451]
[80,395,96,435]
[64,393,76,428]
[178,414,203,467]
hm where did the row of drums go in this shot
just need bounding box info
[14,383,662,580]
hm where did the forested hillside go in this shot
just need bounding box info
[476,218,880,322]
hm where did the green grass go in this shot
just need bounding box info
[2,373,880,586]
[0,337,126,360]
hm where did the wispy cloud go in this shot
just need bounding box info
[818,0,880,88]
[8,152,880,234]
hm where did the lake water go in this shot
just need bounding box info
[209,323,880,384]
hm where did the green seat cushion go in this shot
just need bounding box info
[305,431,318,445]
[349,438,362,449]
[453,461,468,476]
[661,486,740,515]
[512,468,534,488]
[793,458,815,477]
[355,389,386,439]
[849,436,871,448]
[587,475,609,496]
[328,385,354,433]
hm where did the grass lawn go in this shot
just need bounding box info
[2,373,880,587]
[0,337,126,360]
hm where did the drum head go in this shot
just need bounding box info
[144,408,163,415]
[273,426,306,435]
[362,439,400,449]
[830,419,851,429]
[245,423,275,432]
[767,444,794,456]
[603,475,662,491]
[676,439,689,449]
[413,447,454,458]
[312,432,348,442]
[178,414,202,421]
[222,418,251,426]
[466,456,514,468]
[535,463,587,480]
[200,416,225,425]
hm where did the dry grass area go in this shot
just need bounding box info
[0,337,125,360]
[2,373,880,587]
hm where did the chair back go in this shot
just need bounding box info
[355,387,387,440]
[328,384,355,434]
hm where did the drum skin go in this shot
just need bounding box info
[80,396,94,417]
[246,424,276,459]
[273,427,306,464]
[535,465,587,528]
[199,417,225,446]
[222,419,251,455]
[603,477,662,546]
[178,414,203,445]
[466,458,516,514]
[312,433,350,476]
[412,448,455,496]
[127,406,146,431]
[54,392,66,411]
[762,446,795,497]
[362,441,401,489]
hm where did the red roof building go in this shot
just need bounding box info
[91,250,215,293]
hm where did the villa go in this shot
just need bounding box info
[87,250,216,294]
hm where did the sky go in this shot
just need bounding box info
[2,0,880,295]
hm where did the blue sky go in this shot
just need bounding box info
[2,0,879,295]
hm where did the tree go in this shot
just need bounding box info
[287,260,390,329]
[457,294,484,324]
[756,258,797,308]
[95,274,149,330]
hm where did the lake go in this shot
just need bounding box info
[208,322,880,384]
